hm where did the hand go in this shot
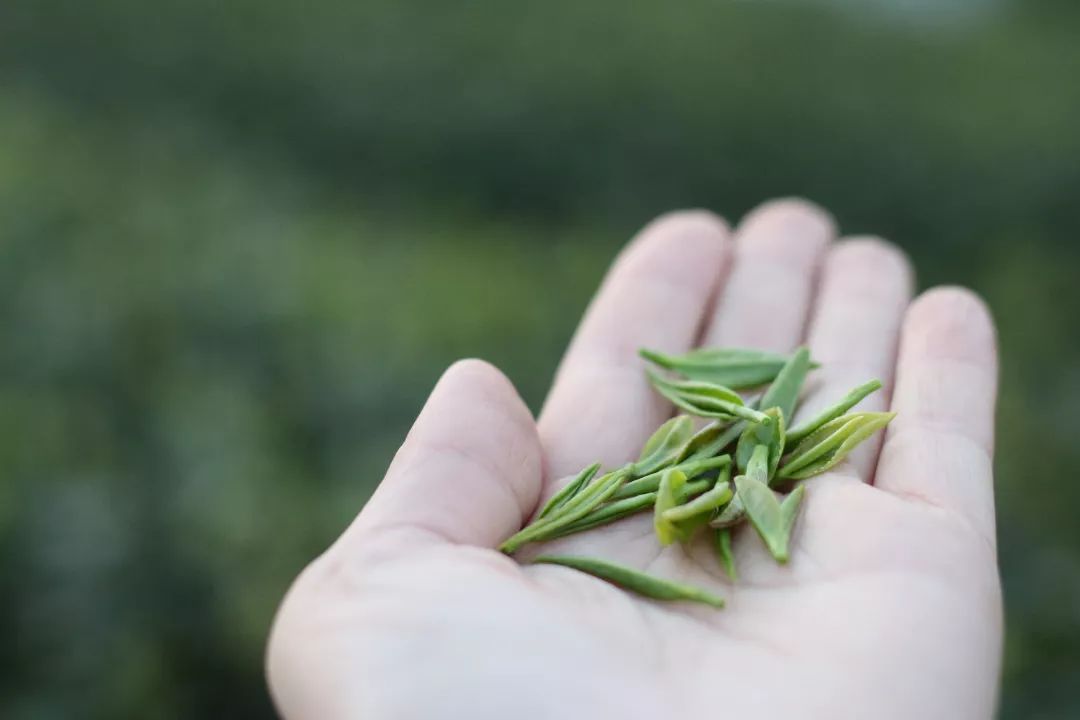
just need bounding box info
[266,199,1002,719]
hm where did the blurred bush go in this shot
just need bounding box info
[1,0,1078,717]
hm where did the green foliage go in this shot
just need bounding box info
[1,1,1079,718]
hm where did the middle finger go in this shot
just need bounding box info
[701,198,835,351]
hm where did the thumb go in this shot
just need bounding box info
[267,360,544,719]
[342,358,544,551]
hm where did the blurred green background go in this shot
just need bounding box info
[2,0,1078,717]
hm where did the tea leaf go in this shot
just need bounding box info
[532,555,725,608]
[557,465,628,514]
[678,393,768,463]
[654,468,687,546]
[763,484,807,564]
[758,346,812,421]
[500,466,631,553]
[676,420,723,459]
[556,492,658,536]
[780,484,806,545]
[633,415,695,476]
[735,407,786,480]
[640,347,811,389]
[615,454,730,499]
[662,480,733,524]
[646,369,770,424]
[777,411,896,480]
[746,442,770,484]
[731,345,808,476]
[709,491,745,528]
[546,479,713,539]
[660,474,730,544]
[714,528,738,581]
[665,462,733,519]
[537,462,601,519]
[662,468,733,543]
[678,420,743,463]
[780,414,861,473]
[786,379,883,446]
[734,471,798,564]
[649,372,744,405]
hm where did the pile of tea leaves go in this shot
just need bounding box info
[500,347,894,608]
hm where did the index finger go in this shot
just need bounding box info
[538,211,731,488]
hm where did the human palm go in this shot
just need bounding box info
[268,200,1001,719]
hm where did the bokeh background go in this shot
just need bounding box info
[2,0,1078,717]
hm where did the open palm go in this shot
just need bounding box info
[267,200,1001,719]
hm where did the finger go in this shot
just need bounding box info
[875,287,999,543]
[797,237,914,481]
[538,210,731,483]
[702,198,835,351]
[344,359,544,549]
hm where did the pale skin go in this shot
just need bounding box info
[266,199,1002,719]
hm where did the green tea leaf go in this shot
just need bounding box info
[666,489,733,542]
[547,478,713,539]
[764,484,806,564]
[615,454,730,499]
[640,347,810,389]
[677,420,723,459]
[676,477,714,503]
[499,465,631,553]
[640,416,684,461]
[663,466,732,544]
[653,375,744,405]
[633,415,695,476]
[532,555,725,608]
[646,369,769,424]
[554,492,657,537]
[714,528,737,581]
[654,468,687,546]
[557,466,627,515]
[734,472,795,564]
[746,443,770,484]
[709,491,745,528]
[735,407,786,480]
[676,420,742,463]
[758,346,812,421]
[678,392,769,463]
[537,462,601,519]
[786,379,882,446]
[780,484,806,545]
[662,469,734,524]
[777,411,895,480]
[780,414,861,473]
